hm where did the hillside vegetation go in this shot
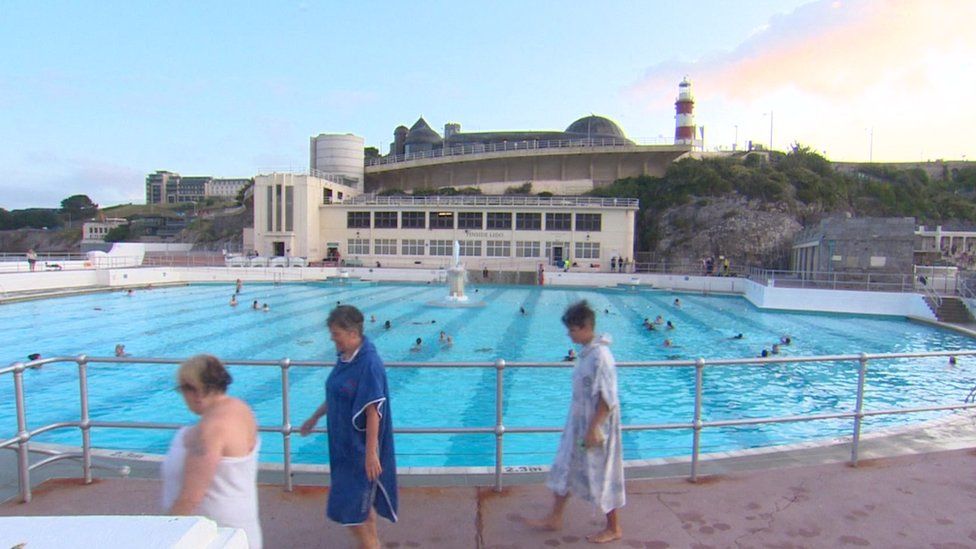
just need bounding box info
[588,146,976,266]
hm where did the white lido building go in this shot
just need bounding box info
[252,173,638,271]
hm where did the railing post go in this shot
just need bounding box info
[690,357,705,482]
[13,362,31,503]
[493,359,506,492]
[77,355,92,484]
[850,353,868,466]
[280,358,293,492]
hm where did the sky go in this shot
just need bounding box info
[1,0,973,210]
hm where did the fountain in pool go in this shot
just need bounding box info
[428,240,485,308]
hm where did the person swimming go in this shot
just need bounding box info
[759,349,769,358]
[673,298,681,308]
[666,321,675,330]
[654,315,664,324]
[384,320,392,330]
[731,333,744,340]
[771,344,780,354]
[229,295,238,307]
[663,339,673,347]
[262,303,270,312]
[780,335,792,345]
[410,337,423,352]
[114,344,128,357]
[563,349,576,361]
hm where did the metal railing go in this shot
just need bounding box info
[4,350,976,504]
[338,194,639,208]
[366,137,677,167]
[749,267,924,293]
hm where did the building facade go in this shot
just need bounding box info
[362,114,690,194]
[252,173,361,259]
[791,217,916,274]
[145,171,251,204]
[81,218,128,247]
[251,174,638,271]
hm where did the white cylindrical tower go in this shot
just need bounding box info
[674,77,696,145]
[309,133,365,190]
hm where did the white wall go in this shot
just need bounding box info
[741,278,936,319]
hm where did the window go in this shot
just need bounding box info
[402,211,425,229]
[323,188,333,204]
[347,211,371,228]
[274,184,282,232]
[459,240,482,256]
[374,238,397,255]
[546,213,571,231]
[429,211,454,229]
[401,239,424,255]
[457,212,483,229]
[429,239,453,256]
[575,242,600,259]
[487,240,511,257]
[284,186,294,232]
[516,241,540,258]
[486,212,512,230]
[575,213,601,232]
[348,238,370,255]
[546,241,570,259]
[516,212,541,230]
[374,211,398,229]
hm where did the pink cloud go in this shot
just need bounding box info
[626,0,976,105]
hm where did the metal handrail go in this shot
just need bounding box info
[338,194,639,208]
[4,350,976,503]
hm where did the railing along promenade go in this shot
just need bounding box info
[4,351,976,504]
[365,137,674,167]
[747,267,966,294]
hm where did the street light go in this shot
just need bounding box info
[733,125,738,151]
[763,111,774,151]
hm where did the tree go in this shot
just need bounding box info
[104,224,132,242]
[60,194,99,222]
[364,146,380,160]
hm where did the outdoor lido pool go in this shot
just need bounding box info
[1,281,973,467]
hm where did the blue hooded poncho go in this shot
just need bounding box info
[325,336,398,525]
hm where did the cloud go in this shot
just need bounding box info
[623,0,976,160]
[2,155,144,210]
[626,0,976,105]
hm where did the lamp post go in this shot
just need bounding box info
[867,127,874,162]
[733,125,738,151]
[763,111,774,151]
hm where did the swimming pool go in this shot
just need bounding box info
[1,281,973,466]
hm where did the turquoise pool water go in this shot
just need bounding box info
[1,281,973,466]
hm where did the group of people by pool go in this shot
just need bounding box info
[158,299,626,546]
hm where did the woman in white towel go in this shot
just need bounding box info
[161,354,262,549]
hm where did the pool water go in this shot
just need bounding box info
[1,281,973,466]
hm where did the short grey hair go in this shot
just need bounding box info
[327,305,364,335]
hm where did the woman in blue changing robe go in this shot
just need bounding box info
[300,305,398,548]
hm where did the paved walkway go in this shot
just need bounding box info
[3,448,976,548]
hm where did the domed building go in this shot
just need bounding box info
[370,113,687,195]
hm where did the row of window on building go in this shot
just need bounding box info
[345,211,602,232]
[346,238,601,259]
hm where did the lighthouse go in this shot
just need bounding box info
[674,77,696,146]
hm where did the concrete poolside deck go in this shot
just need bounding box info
[4,412,976,548]
[3,448,976,548]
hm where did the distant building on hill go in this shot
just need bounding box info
[145,171,252,204]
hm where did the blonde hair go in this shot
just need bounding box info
[178,354,232,394]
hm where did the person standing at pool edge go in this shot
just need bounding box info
[528,300,625,543]
[300,305,398,548]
